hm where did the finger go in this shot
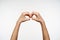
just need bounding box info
[25,18,30,21]
[32,12,39,17]
[32,17,37,21]
[22,12,31,17]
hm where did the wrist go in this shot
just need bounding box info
[17,20,22,24]
[40,21,46,28]
[39,20,45,25]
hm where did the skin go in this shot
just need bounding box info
[10,12,50,40]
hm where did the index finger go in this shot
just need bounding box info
[22,12,30,17]
[32,12,40,17]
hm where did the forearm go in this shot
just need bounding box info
[40,21,50,40]
[10,21,21,40]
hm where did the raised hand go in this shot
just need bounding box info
[10,11,31,40]
[31,12,50,40]
[31,12,44,23]
[17,12,31,23]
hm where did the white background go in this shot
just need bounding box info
[0,0,60,40]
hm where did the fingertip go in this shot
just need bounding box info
[27,19,30,21]
[25,18,30,21]
[32,17,35,20]
[30,13,33,18]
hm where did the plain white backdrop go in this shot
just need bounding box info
[0,0,60,40]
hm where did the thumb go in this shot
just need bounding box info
[25,18,30,21]
[32,17,37,21]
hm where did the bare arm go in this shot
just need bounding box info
[10,21,21,40]
[41,21,50,40]
[10,12,30,40]
[31,12,50,40]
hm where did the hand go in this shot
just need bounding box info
[17,12,31,23]
[31,12,44,23]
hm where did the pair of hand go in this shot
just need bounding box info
[18,12,44,23]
